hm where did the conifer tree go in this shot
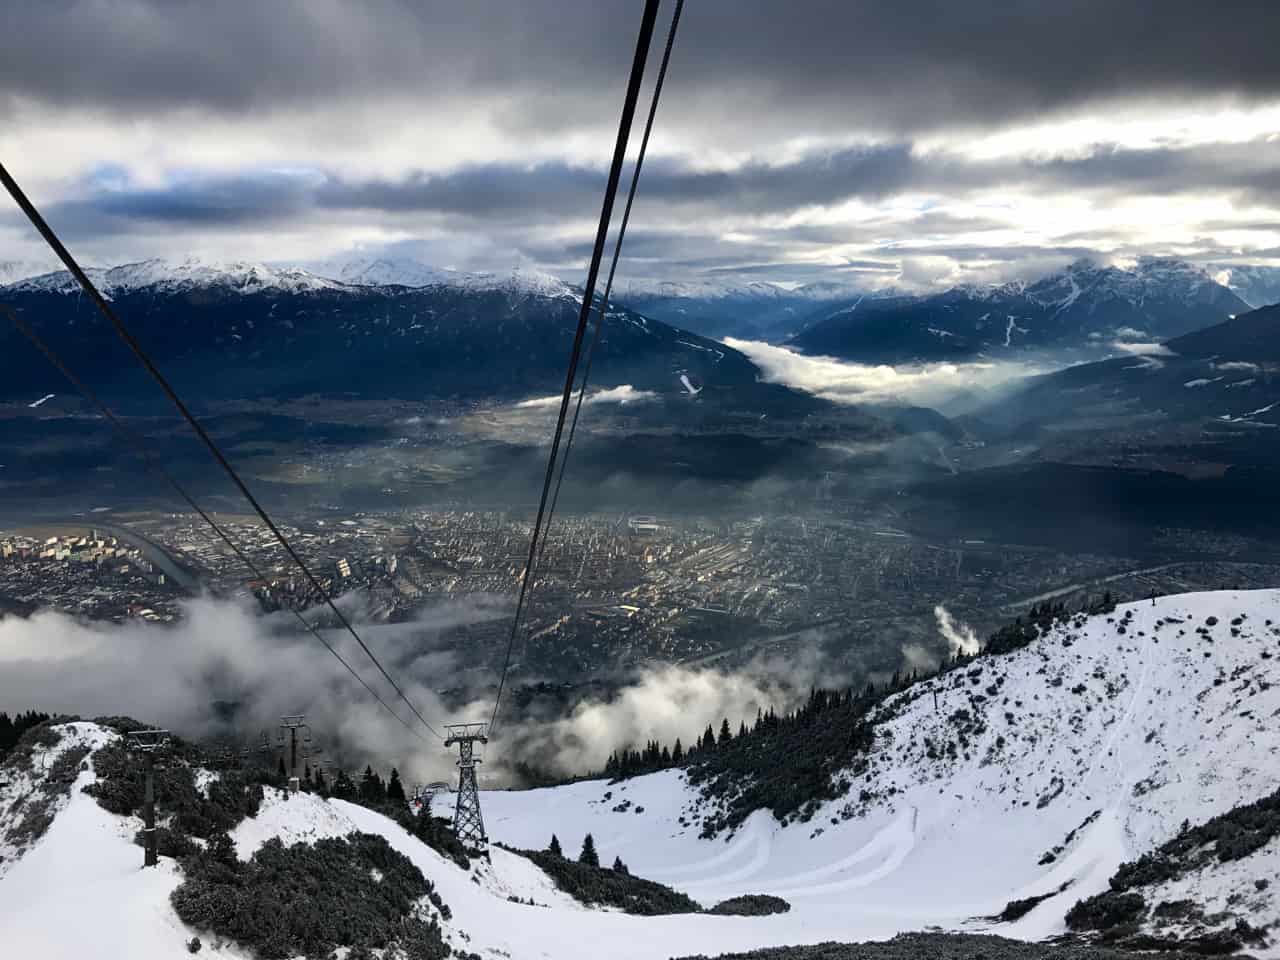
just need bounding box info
[331,769,357,801]
[359,765,386,804]
[578,833,599,868]
[718,718,732,745]
[612,855,629,875]
[386,767,406,803]
[672,738,683,762]
[548,834,563,857]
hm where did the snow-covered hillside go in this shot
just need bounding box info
[3,257,348,297]
[0,589,1276,959]
[473,588,1280,954]
[299,255,577,298]
[1,255,578,301]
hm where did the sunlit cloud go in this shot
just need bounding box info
[516,384,658,409]
[1113,341,1177,357]
[724,338,1043,408]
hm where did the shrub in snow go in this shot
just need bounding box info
[1064,890,1147,932]
[504,846,701,916]
[171,831,452,959]
[709,894,792,916]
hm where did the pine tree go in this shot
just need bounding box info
[331,769,357,801]
[359,765,386,804]
[386,767,406,803]
[578,833,599,868]
[718,718,732,745]
[612,855,629,875]
[548,834,563,857]
[314,767,328,793]
[672,738,684,762]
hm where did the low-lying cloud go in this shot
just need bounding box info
[497,646,828,779]
[0,594,507,785]
[725,338,1041,410]
[1113,341,1176,357]
[516,384,657,410]
[934,604,979,656]
[0,594,826,788]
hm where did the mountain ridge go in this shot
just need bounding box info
[790,257,1251,364]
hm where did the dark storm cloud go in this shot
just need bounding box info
[306,145,918,220]
[2,1,1279,135]
[41,135,1280,241]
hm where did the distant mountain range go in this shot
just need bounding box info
[609,260,1280,352]
[0,257,817,418]
[608,277,875,342]
[789,258,1253,364]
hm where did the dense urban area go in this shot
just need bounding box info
[4,507,1280,683]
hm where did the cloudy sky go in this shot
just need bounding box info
[2,0,1280,288]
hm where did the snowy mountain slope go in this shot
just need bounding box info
[0,722,240,960]
[3,257,349,298]
[1,589,1276,959]
[472,589,1280,954]
[299,255,577,298]
[1,255,576,301]
[0,720,116,879]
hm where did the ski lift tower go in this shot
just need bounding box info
[277,715,311,793]
[126,729,170,867]
[444,723,488,847]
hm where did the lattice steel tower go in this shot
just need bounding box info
[444,723,488,847]
[126,729,170,867]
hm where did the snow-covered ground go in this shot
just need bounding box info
[0,722,245,960]
[469,589,1280,955]
[0,589,1277,959]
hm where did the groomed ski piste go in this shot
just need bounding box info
[1,588,1277,959]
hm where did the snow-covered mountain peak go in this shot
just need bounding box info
[299,255,461,289]
[4,256,345,297]
[295,254,576,299]
[613,277,793,301]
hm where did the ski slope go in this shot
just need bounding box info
[471,588,1280,953]
[0,589,1277,958]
